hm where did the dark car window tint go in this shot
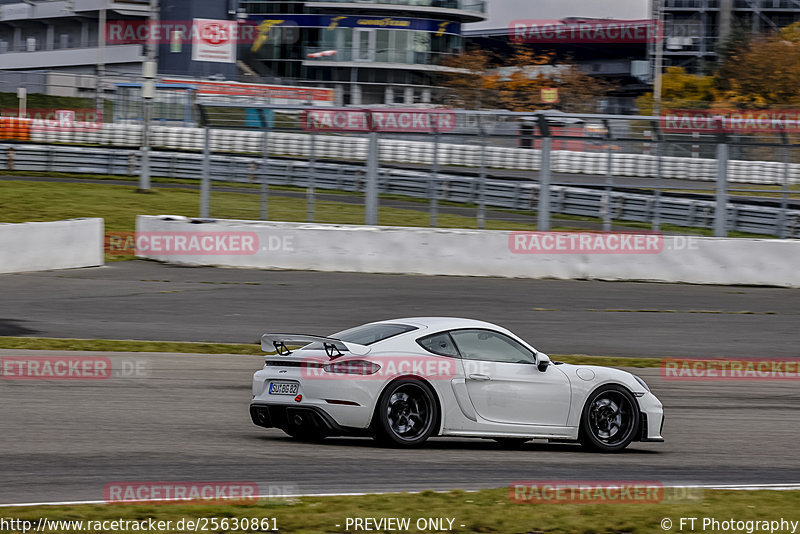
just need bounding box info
[417,332,460,358]
[450,329,535,364]
[302,323,417,349]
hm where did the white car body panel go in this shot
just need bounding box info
[250,317,664,444]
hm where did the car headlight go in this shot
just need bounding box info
[633,374,650,392]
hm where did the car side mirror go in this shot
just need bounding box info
[537,353,551,372]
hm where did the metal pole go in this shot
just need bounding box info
[307,132,316,223]
[365,129,379,225]
[653,120,663,232]
[138,0,158,192]
[17,87,26,118]
[430,127,440,227]
[477,116,487,230]
[652,0,664,118]
[200,125,211,218]
[603,119,614,232]
[537,116,552,231]
[260,109,270,221]
[260,181,269,220]
[96,1,106,117]
[714,135,729,237]
[779,130,790,238]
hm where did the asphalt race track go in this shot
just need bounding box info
[0,261,798,358]
[0,261,799,504]
[1,351,800,505]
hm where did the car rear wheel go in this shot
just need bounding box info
[579,385,639,452]
[374,379,438,447]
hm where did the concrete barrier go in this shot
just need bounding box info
[0,218,104,274]
[136,216,800,287]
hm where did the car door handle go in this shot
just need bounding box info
[468,374,491,381]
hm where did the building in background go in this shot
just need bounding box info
[463,24,652,114]
[0,0,236,98]
[239,0,486,105]
[660,0,800,74]
[0,0,485,106]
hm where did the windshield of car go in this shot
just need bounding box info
[301,323,418,349]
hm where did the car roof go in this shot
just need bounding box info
[369,317,506,333]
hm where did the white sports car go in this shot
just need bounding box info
[250,317,664,452]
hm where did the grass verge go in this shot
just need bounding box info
[0,337,662,368]
[0,179,539,237]
[0,489,798,533]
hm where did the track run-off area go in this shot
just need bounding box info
[0,261,798,504]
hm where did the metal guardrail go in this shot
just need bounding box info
[2,143,798,237]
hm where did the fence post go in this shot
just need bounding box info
[652,119,663,232]
[477,114,487,230]
[260,108,270,221]
[536,115,551,232]
[307,130,316,223]
[200,125,211,218]
[365,111,379,225]
[139,60,156,193]
[779,128,790,238]
[714,129,729,237]
[603,118,614,232]
[429,122,440,227]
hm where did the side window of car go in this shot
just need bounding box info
[449,329,535,364]
[417,332,460,358]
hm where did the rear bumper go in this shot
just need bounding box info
[250,403,368,438]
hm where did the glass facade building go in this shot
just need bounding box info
[239,0,486,104]
[660,0,800,74]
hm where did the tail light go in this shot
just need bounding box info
[323,360,381,375]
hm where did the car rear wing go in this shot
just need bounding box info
[261,333,370,358]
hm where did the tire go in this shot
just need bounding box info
[373,379,438,447]
[578,384,639,452]
[493,438,529,449]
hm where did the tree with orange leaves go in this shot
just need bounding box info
[437,45,612,112]
[714,24,800,108]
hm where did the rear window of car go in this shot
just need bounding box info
[301,323,417,349]
[416,332,460,358]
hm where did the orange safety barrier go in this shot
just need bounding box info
[0,116,32,141]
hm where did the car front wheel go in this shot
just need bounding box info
[579,385,639,452]
[374,379,438,447]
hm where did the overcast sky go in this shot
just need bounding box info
[468,0,649,29]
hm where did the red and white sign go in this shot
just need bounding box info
[662,109,800,134]
[191,19,236,64]
[302,108,456,133]
[307,50,337,58]
[161,78,334,106]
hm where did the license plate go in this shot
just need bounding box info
[269,381,298,395]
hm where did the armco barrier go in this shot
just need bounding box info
[4,143,798,237]
[136,215,800,287]
[0,218,104,274]
[22,123,800,185]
